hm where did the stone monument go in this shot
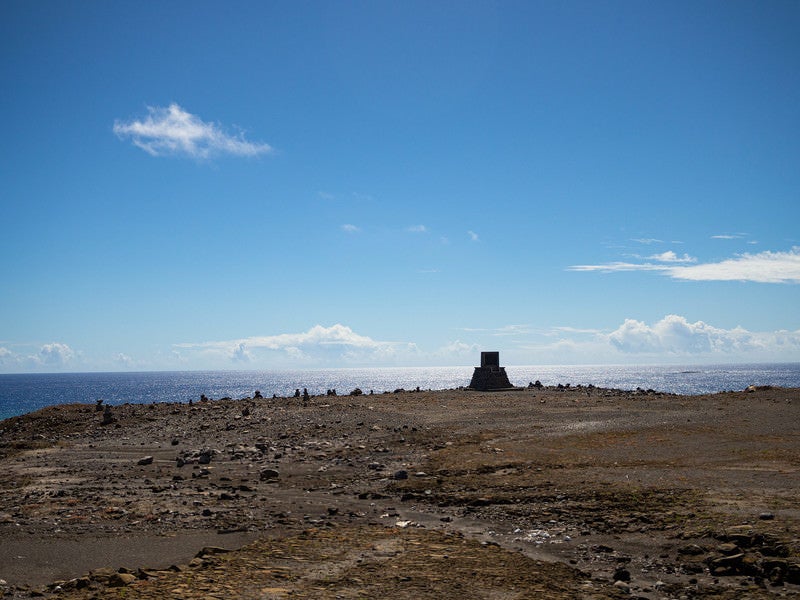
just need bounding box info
[468,351,514,390]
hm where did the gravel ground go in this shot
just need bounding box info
[0,385,798,598]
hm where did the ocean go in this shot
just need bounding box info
[1,363,799,421]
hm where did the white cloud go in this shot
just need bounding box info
[434,340,480,358]
[461,325,533,336]
[467,230,479,242]
[711,233,746,240]
[175,324,418,366]
[668,248,800,283]
[115,353,134,367]
[0,344,78,371]
[632,238,663,245]
[114,103,272,159]
[230,343,253,362]
[606,315,792,355]
[550,326,603,335]
[508,316,800,363]
[493,324,533,336]
[569,261,669,274]
[0,347,13,364]
[341,224,361,233]
[407,225,428,233]
[647,251,696,263]
[570,247,800,283]
[37,342,75,366]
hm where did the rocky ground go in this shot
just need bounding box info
[0,384,798,598]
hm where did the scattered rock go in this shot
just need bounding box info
[260,468,280,481]
[678,543,705,556]
[196,546,231,558]
[198,449,213,465]
[786,563,800,585]
[745,385,773,392]
[137,455,154,466]
[108,572,136,587]
[613,579,630,593]
[612,567,631,582]
[716,542,740,555]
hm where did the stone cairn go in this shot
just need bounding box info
[468,351,514,391]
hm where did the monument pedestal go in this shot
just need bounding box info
[468,351,514,391]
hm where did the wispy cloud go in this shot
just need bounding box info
[114,103,272,159]
[632,238,663,245]
[550,326,603,335]
[467,230,479,242]
[461,324,533,336]
[569,247,800,283]
[569,261,667,274]
[407,225,428,233]
[341,224,361,233]
[711,233,747,240]
[645,251,696,263]
[433,340,481,358]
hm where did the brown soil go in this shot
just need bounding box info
[0,385,798,598]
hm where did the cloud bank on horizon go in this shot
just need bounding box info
[113,103,272,159]
[173,324,418,365]
[2,317,799,373]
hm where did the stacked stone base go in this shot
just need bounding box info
[468,366,513,391]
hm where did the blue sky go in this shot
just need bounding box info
[1,0,799,373]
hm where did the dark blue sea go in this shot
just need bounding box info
[1,363,799,421]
